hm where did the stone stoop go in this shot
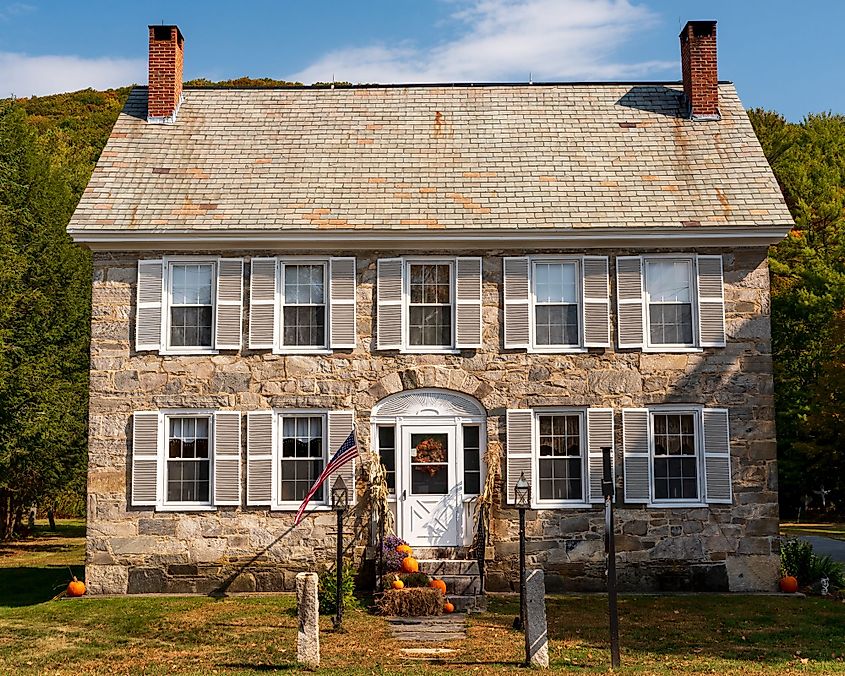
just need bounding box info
[417,559,487,613]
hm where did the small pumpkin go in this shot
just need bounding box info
[67,576,86,597]
[396,544,413,556]
[401,556,419,574]
[429,578,447,595]
[779,575,799,593]
[443,600,455,614]
[391,579,405,590]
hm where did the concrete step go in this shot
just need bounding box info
[417,559,480,576]
[437,573,482,596]
[447,594,487,613]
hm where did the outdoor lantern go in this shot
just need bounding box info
[331,476,349,511]
[514,472,530,508]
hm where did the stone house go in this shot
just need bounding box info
[68,21,793,597]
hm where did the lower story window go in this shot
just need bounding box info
[280,416,324,502]
[462,425,481,494]
[537,414,583,502]
[652,412,698,501]
[166,416,211,504]
[377,425,396,493]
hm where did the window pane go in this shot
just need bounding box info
[283,306,326,347]
[646,260,691,303]
[284,264,325,305]
[652,414,698,501]
[378,426,396,492]
[171,264,213,305]
[170,306,213,347]
[535,305,578,346]
[649,304,693,345]
[463,425,481,494]
[534,263,577,303]
[166,416,211,503]
[409,306,451,346]
[537,415,582,501]
[410,433,449,495]
[280,416,324,501]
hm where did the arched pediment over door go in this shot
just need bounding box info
[371,388,486,419]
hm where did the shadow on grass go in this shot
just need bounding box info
[0,565,82,607]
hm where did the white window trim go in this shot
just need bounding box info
[528,256,587,354]
[642,254,702,354]
[272,409,333,512]
[531,408,590,509]
[275,258,331,355]
[158,409,217,512]
[458,420,487,500]
[401,257,459,354]
[160,255,220,356]
[646,404,706,508]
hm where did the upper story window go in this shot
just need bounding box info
[644,259,694,348]
[282,263,327,349]
[504,256,610,352]
[408,263,453,348]
[168,263,214,349]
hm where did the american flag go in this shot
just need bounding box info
[293,428,358,526]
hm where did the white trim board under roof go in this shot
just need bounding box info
[70,226,792,251]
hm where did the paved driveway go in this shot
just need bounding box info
[799,535,845,563]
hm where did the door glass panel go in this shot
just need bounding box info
[410,432,449,495]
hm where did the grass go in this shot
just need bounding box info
[0,521,843,674]
[781,522,845,542]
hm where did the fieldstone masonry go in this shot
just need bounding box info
[86,247,779,594]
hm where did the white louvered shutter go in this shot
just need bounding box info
[246,411,274,505]
[329,257,357,349]
[136,260,163,351]
[249,258,277,349]
[213,411,242,506]
[131,411,160,506]
[376,258,403,350]
[503,257,530,349]
[587,408,614,503]
[582,256,611,348]
[506,409,533,504]
[616,257,644,349]
[215,259,244,350]
[702,408,732,504]
[622,408,650,503]
[455,257,483,348]
[696,255,726,347]
[327,411,357,505]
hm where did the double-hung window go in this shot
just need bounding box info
[644,259,695,348]
[651,411,699,502]
[537,413,584,502]
[532,261,580,348]
[408,262,453,348]
[166,415,212,505]
[281,263,327,349]
[279,415,325,502]
[168,263,215,349]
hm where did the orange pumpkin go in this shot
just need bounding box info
[443,601,455,614]
[779,575,799,593]
[429,578,447,595]
[67,576,86,597]
[396,544,413,556]
[392,579,405,590]
[401,556,419,574]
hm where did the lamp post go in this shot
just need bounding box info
[331,476,348,630]
[513,472,531,666]
[602,446,620,668]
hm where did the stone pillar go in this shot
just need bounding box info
[296,572,320,669]
[525,569,549,668]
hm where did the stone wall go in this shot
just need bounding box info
[86,247,779,594]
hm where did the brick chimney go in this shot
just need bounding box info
[147,25,184,124]
[679,20,719,120]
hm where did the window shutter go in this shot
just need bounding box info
[131,411,160,506]
[327,411,357,505]
[249,258,277,349]
[329,257,357,349]
[246,411,274,505]
[215,258,244,350]
[703,408,732,504]
[376,258,403,350]
[213,411,242,506]
[622,408,650,503]
[696,255,726,347]
[506,409,533,504]
[616,256,644,349]
[587,408,614,503]
[455,257,483,348]
[503,257,530,349]
[582,256,611,348]
[136,260,163,351]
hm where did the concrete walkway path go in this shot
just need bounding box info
[798,535,845,563]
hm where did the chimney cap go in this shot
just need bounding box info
[148,24,184,43]
[679,20,716,40]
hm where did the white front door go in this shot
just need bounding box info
[400,425,461,547]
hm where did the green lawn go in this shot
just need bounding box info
[781,522,845,542]
[0,521,843,674]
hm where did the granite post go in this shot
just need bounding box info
[525,568,549,668]
[296,572,320,669]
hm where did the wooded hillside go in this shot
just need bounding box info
[0,84,840,534]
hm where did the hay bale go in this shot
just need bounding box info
[377,587,443,617]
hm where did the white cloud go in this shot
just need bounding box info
[0,2,35,22]
[290,0,673,84]
[0,52,145,98]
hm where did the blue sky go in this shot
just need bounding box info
[0,0,841,120]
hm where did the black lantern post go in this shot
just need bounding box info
[331,476,348,630]
[513,472,530,667]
